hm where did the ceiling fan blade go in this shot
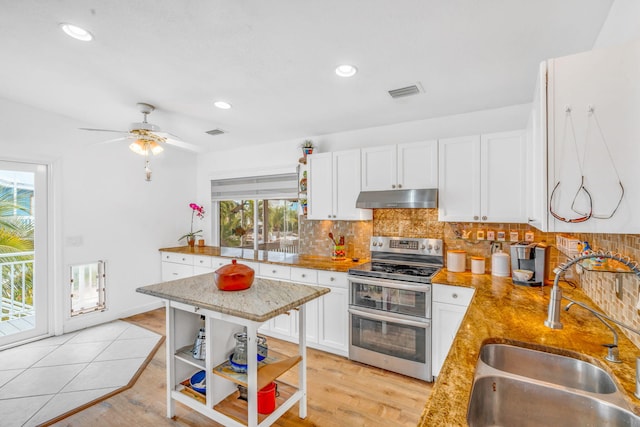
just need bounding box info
[164,137,202,153]
[98,136,131,144]
[79,127,128,133]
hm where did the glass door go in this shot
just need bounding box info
[0,161,48,348]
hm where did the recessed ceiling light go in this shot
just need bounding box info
[335,64,358,77]
[60,23,93,41]
[214,101,232,110]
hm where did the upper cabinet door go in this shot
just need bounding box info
[398,140,438,190]
[308,150,372,221]
[333,149,371,220]
[438,135,481,221]
[547,40,640,233]
[361,145,397,191]
[481,131,527,223]
[307,152,333,220]
[526,61,549,231]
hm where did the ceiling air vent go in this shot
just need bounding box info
[205,128,225,136]
[388,84,422,99]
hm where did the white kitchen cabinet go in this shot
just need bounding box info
[317,271,349,356]
[431,284,474,378]
[307,150,372,221]
[525,61,549,231]
[438,130,526,223]
[544,40,640,233]
[161,252,195,281]
[361,140,438,191]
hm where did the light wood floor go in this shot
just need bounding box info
[49,308,431,426]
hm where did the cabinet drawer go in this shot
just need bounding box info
[161,252,194,265]
[193,256,212,268]
[318,271,348,289]
[290,267,318,284]
[241,260,259,271]
[432,284,474,306]
[210,257,229,269]
[259,264,291,280]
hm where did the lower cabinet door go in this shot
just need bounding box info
[305,298,319,345]
[271,313,293,336]
[319,287,348,355]
[432,301,468,377]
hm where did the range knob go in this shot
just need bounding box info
[434,244,441,251]
[420,244,426,250]
[427,244,433,251]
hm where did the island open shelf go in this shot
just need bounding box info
[213,353,302,390]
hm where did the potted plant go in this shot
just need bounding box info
[179,203,205,247]
[300,140,314,158]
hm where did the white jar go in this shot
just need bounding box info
[471,257,485,275]
[491,251,510,277]
[447,250,466,273]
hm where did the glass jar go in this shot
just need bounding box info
[231,332,269,369]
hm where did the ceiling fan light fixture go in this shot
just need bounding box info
[335,64,358,77]
[60,23,93,41]
[129,139,163,156]
[214,101,232,110]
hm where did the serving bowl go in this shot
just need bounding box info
[512,269,533,281]
[214,259,255,291]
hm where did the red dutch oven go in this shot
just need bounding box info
[214,259,255,291]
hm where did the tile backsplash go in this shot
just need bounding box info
[299,208,640,347]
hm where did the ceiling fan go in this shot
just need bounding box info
[80,102,198,181]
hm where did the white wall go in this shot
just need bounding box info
[0,98,197,334]
[196,103,531,240]
[594,0,640,49]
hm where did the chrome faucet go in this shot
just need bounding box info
[545,250,640,396]
[545,251,640,330]
[564,299,621,363]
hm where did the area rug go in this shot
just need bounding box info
[0,319,163,427]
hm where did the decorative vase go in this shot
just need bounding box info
[302,147,313,158]
[187,236,196,247]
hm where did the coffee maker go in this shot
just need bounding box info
[510,242,549,286]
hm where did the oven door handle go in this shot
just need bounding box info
[347,275,432,292]
[348,308,430,329]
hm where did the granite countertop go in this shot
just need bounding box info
[420,269,640,426]
[136,273,329,323]
[159,245,369,273]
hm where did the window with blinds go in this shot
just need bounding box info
[211,173,300,254]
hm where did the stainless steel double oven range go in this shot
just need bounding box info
[347,236,443,382]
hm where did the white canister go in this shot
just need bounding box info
[471,257,485,275]
[491,251,511,277]
[447,250,466,272]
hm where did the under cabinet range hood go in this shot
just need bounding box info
[356,188,438,209]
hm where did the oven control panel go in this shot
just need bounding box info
[370,236,443,256]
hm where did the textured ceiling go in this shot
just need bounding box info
[0,0,613,152]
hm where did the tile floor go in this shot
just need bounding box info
[0,320,162,426]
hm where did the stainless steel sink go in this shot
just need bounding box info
[468,376,640,427]
[480,343,617,394]
[468,342,640,427]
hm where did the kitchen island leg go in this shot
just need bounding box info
[298,304,307,419]
[247,322,258,427]
[165,302,176,418]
